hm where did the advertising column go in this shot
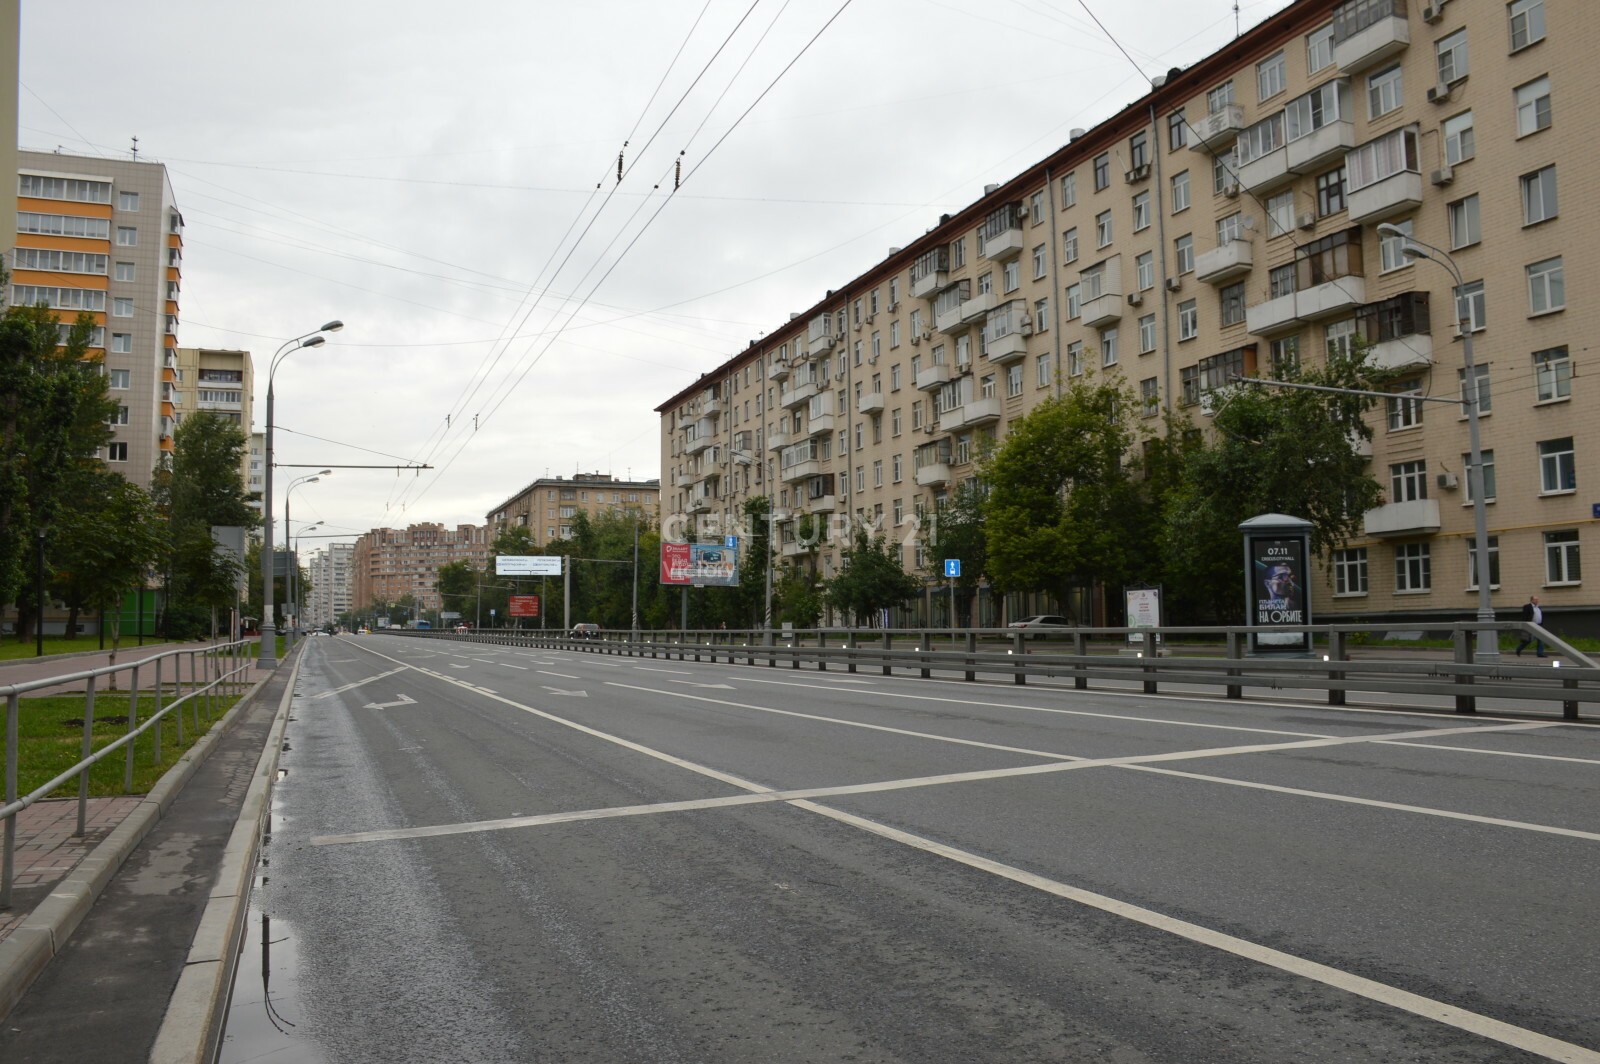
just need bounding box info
[1239,514,1313,654]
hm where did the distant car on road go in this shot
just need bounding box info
[570,623,600,639]
[1008,615,1073,631]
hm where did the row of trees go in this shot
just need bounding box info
[1,298,260,646]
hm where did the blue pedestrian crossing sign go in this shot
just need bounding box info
[944,558,961,578]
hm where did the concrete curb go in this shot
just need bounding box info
[148,650,302,1064]
[0,663,277,1022]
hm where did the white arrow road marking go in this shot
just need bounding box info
[669,680,735,689]
[363,694,417,710]
[541,687,588,697]
[314,666,410,699]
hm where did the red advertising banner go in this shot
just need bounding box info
[508,595,540,617]
[660,542,693,585]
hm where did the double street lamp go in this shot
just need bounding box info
[258,321,342,667]
[282,473,329,649]
[1376,223,1498,663]
[288,520,322,644]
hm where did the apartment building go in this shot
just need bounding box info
[351,523,492,614]
[486,473,661,544]
[247,432,265,514]
[15,151,184,489]
[174,346,256,494]
[658,0,1592,628]
[306,541,354,628]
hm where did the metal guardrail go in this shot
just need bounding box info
[394,621,1598,721]
[1,639,255,910]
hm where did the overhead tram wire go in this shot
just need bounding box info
[389,0,861,515]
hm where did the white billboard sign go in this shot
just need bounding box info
[495,555,563,576]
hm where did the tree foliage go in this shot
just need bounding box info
[923,479,988,622]
[824,526,923,625]
[49,471,166,648]
[155,412,256,637]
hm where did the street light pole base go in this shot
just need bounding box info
[258,622,279,668]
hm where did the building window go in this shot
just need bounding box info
[1390,459,1428,502]
[1063,227,1078,264]
[1539,437,1576,493]
[1449,194,1481,248]
[1458,363,1491,415]
[1308,23,1335,73]
[111,333,132,353]
[873,460,883,487]
[1270,336,1300,377]
[1169,170,1190,215]
[1509,0,1546,51]
[1257,50,1286,101]
[109,368,130,389]
[950,236,966,268]
[1060,172,1076,208]
[1207,80,1234,113]
[1066,283,1081,320]
[107,442,128,462]
[1466,536,1501,591]
[1036,352,1054,388]
[1216,212,1243,245]
[1136,252,1154,291]
[1029,191,1044,226]
[1264,191,1293,238]
[1388,381,1423,431]
[1367,64,1403,118]
[1333,547,1367,595]
[1521,165,1558,226]
[1454,280,1486,333]
[1034,297,1050,333]
[1095,211,1112,247]
[1129,131,1149,170]
[1006,364,1024,397]
[1175,233,1194,274]
[1213,149,1237,194]
[1003,260,1020,293]
[891,407,902,436]
[1443,111,1475,164]
[1094,153,1110,191]
[1325,319,1356,359]
[1545,530,1581,584]
[117,191,139,211]
[1138,314,1156,354]
[1219,282,1246,327]
[1100,327,1118,367]
[1140,377,1160,417]
[1178,300,1198,341]
[1032,244,1047,280]
[1533,346,1571,402]
[113,298,133,317]
[1464,448,1497,503]
[110,261,134,282]
[892,454,903,483]
[1395,542,1431,593]
[1379,218,1413,272]
[1067,341,1084,377]
[1436,29,1469,85]
[1168,111,1187,151]
[1526,257,1564,315]
[1515,76,1552,137]
[110,405,129,426]
[1316,167,1347,216]
[890,364,902,391]
[116,226,137,246]
[1132,191,1150,231]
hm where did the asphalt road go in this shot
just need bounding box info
[218,633,1600,1064]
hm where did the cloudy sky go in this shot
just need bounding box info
[21,0,1293,549]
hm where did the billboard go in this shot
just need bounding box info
[508,595,540,618]
[660,542,739,586]
[1250,536,1308,648]
[496,555,563,576]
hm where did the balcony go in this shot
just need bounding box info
[1347,170,1423,225]
[1367,333,1431,372]
[960,289,995,324]
[686,498,713,515]
[915,462,951,487]
[769,359,790,382]
[1296,275,1365,321]
[910,247,950,300]
[684,435,711,456]
[806,412,835,438]
[807,494,838,514]
[701,396,722,418]
[1287,120,1356,175]
[1080,291,1123,328]
[767,429,790,452]
[675,473,694,487]
[1335,2,1409,75]
[1238,146,1290,194]
[781,540,810,559]
[980,203,1025,262]
[808,332,836,357]
[783,459,822,483]
[946,397,1001,431]
[1363,499,1440,538]
[1188,104,1245,153]
[915,362,955,391]
[985,332,1027,364]
[781,380,819,408]
[856,392,885,415]
[1195,239,1254,285]
[1246,292,1299,336]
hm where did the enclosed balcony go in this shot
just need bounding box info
[1357,292,1432,371]
[856,392,885,415]
[806,412,836,438]
[911,247,950,300]
[781,379,819,408]
[979,202,1025,262]
[933,280,970,334]
[685,435,711,456]
[946,396,1001,430]
[960,289,995,324]
[1195,239,1254,285]
[1363,499,1440,537]
[1236,113,1290,193]
[915,361,955,391]
[1334,0,1409,75]
[1285,81,1354,174]
[1188,104,1245,154]
[769,358,791,382]
[782,458,822,483]
[674,472,694,488]
[1346,128,1423,224]
[1080,290,1123,328]
[915,462,951,487]
[983,300,1031,364]
[700,395,722,418]
[808,332,836,357]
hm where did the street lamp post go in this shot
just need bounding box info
[1377,223,1497,663]
[282,472,330,651]
[290,521,322,642]
[258,319,342,669]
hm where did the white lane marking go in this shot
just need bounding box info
[313,666,411,699]
[321,652,1598,1061]
[363,694,417,710]
[537,670,579,679]
[789,799,1600,1064]
[542,687,588,697]
[449,663,471,669]
[499,663,529,670]
[1376,739,1600,767]
[633,666,693,675]
[668,680,735,689]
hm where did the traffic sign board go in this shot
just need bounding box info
[944,559,961,578]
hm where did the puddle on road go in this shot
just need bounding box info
[217,797,327,1064]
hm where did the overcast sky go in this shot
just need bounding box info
[21,0,1293,550]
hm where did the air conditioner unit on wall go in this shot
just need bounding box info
[1297,212,1316,230]
[1222,180,1240,198]
[1436,472,1459,490]
[1127,292,1144,307]
[1165,277,1182,292]
[1430,166,1454,187]
[1422,2,1444,23]
[1427,83,1452,104]
[911,334,921,346]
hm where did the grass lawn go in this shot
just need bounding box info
[3,688,241,799]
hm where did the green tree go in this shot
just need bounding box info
[982,381,1157,620]
[775,565,824,628]
[824,526,923,626]
[48,471,165,657]
[155,412,256,638]
[1160,350,1386,622]
[923,479,988,625]
[0,306,115,638]
[436,559,476,621]
[734,496,775,627]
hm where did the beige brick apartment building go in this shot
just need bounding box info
[657,0,1594,629]
[486,473,660,544]
[351,523,492,616]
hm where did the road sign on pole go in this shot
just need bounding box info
[944,559,961,578]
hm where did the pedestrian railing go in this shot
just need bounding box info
[1,639,256,910]
[396,620,1598,721]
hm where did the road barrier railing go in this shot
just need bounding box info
[1,639,254,910]
[397,621,1596,721]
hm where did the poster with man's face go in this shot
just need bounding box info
[1251,537,1307,647]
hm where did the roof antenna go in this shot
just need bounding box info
[130,135,139,159]
[1234,0,1240,37]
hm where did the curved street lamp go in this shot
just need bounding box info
[290,520,323,642]
[1375,224,1496,662]
[282,472,330,651]
[259,321,342,667]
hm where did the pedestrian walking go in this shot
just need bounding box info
[1516,595,1545,657]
